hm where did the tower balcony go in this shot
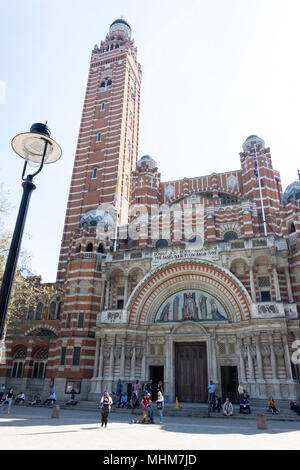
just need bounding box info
[219,236,288,253]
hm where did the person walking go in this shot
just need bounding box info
[100,391,113,428]
[2,388,14,414]
[208,381,216,411]
[116,379,122,407]
[156,391,164,423]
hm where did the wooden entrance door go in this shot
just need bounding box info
[175,342,207,403]
[220,366,239,404]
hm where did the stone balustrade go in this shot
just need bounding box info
[96,309,127,325]
[251,302,298,319]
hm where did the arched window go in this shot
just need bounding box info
[86,243,93,252]
[76,244,81,253]
[223,231,238,242]
[97,243,104,253]
[32,348,48,379]
[107,80,112,88]
[49,301,56,320]
[100,81,105,88]
[92,168,97,179]
[48,296,62,320]
[35,302,43,321]
[155,239,169,249]
[27,304,35,320]
[11,348,26,378]
[289,222,296,233]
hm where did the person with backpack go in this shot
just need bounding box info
[100,391,113,428]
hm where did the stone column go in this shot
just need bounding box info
[164,335,171,402]
[124,274,129,305]
[104,278,110,310]
[100,279,106,311]
[269,333,277,380]
[249,266,256,302]
[254,332,266,397]
[268,332,281,398]
[120,336,126,379]
[245,337,255,380]
[273,266,281,302]
[236,337,246,382]
[141,338,147,381]
[210,332,218,383]
[284,266,294,303]
[254,333,264,380]
[98,336,105,378]
[130,341,136,381]
[282,333,293,380]
[93,338,100,378]
[109,335,116,380]
[109,279,114,309]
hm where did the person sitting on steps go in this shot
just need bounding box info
[223,397,234,416]
[240,395,251,414]
[268,396,280,415]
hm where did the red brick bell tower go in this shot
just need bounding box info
[57,18,142,282]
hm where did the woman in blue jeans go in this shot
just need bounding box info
[156,391,164,423]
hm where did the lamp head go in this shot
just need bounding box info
[11,122,62,164]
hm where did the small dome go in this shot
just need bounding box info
[110,18,131,30]
[242,135,265,152]
[282,180,300,205]
[79,209,115,228]
[137,155,157,170]
[109,18,131,39]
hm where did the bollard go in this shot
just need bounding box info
[257,413,267,430]
[51,404,60,418]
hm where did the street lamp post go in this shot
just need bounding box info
[0,123,61,339]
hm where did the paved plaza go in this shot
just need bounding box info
[0,406,300,450]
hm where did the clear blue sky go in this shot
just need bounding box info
[1,0,300,282]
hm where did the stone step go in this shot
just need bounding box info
[55,402,300,421]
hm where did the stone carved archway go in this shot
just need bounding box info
[126,259,252,325]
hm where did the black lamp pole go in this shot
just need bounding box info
[0,123,59,340]
[0,176,36,338]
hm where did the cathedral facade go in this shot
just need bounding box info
[1,19,300,404]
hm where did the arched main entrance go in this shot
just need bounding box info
[124,259,252,402]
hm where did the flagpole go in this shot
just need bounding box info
[254,143,267,236]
